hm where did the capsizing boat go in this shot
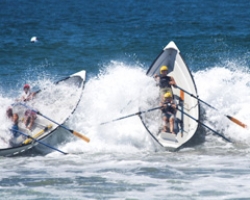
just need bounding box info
[0,70,86,156]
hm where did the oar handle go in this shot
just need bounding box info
[175,85,202,103]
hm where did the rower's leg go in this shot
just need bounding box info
[162,116,168,132]
[169,117,175,134]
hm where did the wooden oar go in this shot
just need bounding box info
[19,103,90,143]
[23,124,53,145]
[10,128,68,155]
[101,106,162,125]
[175,85,247,129]
[176,107,232,143]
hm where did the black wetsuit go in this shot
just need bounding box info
[162,102,175,115]
[159,75,172,89]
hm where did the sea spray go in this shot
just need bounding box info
[194,64,250,143]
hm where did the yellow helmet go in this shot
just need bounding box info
[164,92,172,98]
[160,65,168,73]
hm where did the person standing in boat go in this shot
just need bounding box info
[19,84,37,130]
[161,92,177,134]
[21,84,36,102]
[154,65,176,97]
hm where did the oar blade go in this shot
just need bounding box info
[226,115,248,129]
[71,130,90,143]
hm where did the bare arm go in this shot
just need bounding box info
[153,74,160,86]
[170,76,176,86]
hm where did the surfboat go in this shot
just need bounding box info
[0,70,86,157]
[139,41,200,150]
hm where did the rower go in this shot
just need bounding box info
[6,108,20,137]
[160,92,177,134]
[22,84,36,102]
[154,65,176,98]
[6,107,25,147]
[21,84,37,130]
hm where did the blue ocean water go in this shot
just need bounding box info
[1,0,250,199]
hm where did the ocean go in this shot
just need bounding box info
[1,0,250,199]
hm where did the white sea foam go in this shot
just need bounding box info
[1,61,250,200]
[1,60,250,153]
[65,61,159,154]
[194,63,250,143]
[55,60,250,155]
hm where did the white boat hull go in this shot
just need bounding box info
[141,41,200,150]
[0,70,86,156]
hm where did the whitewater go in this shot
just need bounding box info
[1,60,250,199]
